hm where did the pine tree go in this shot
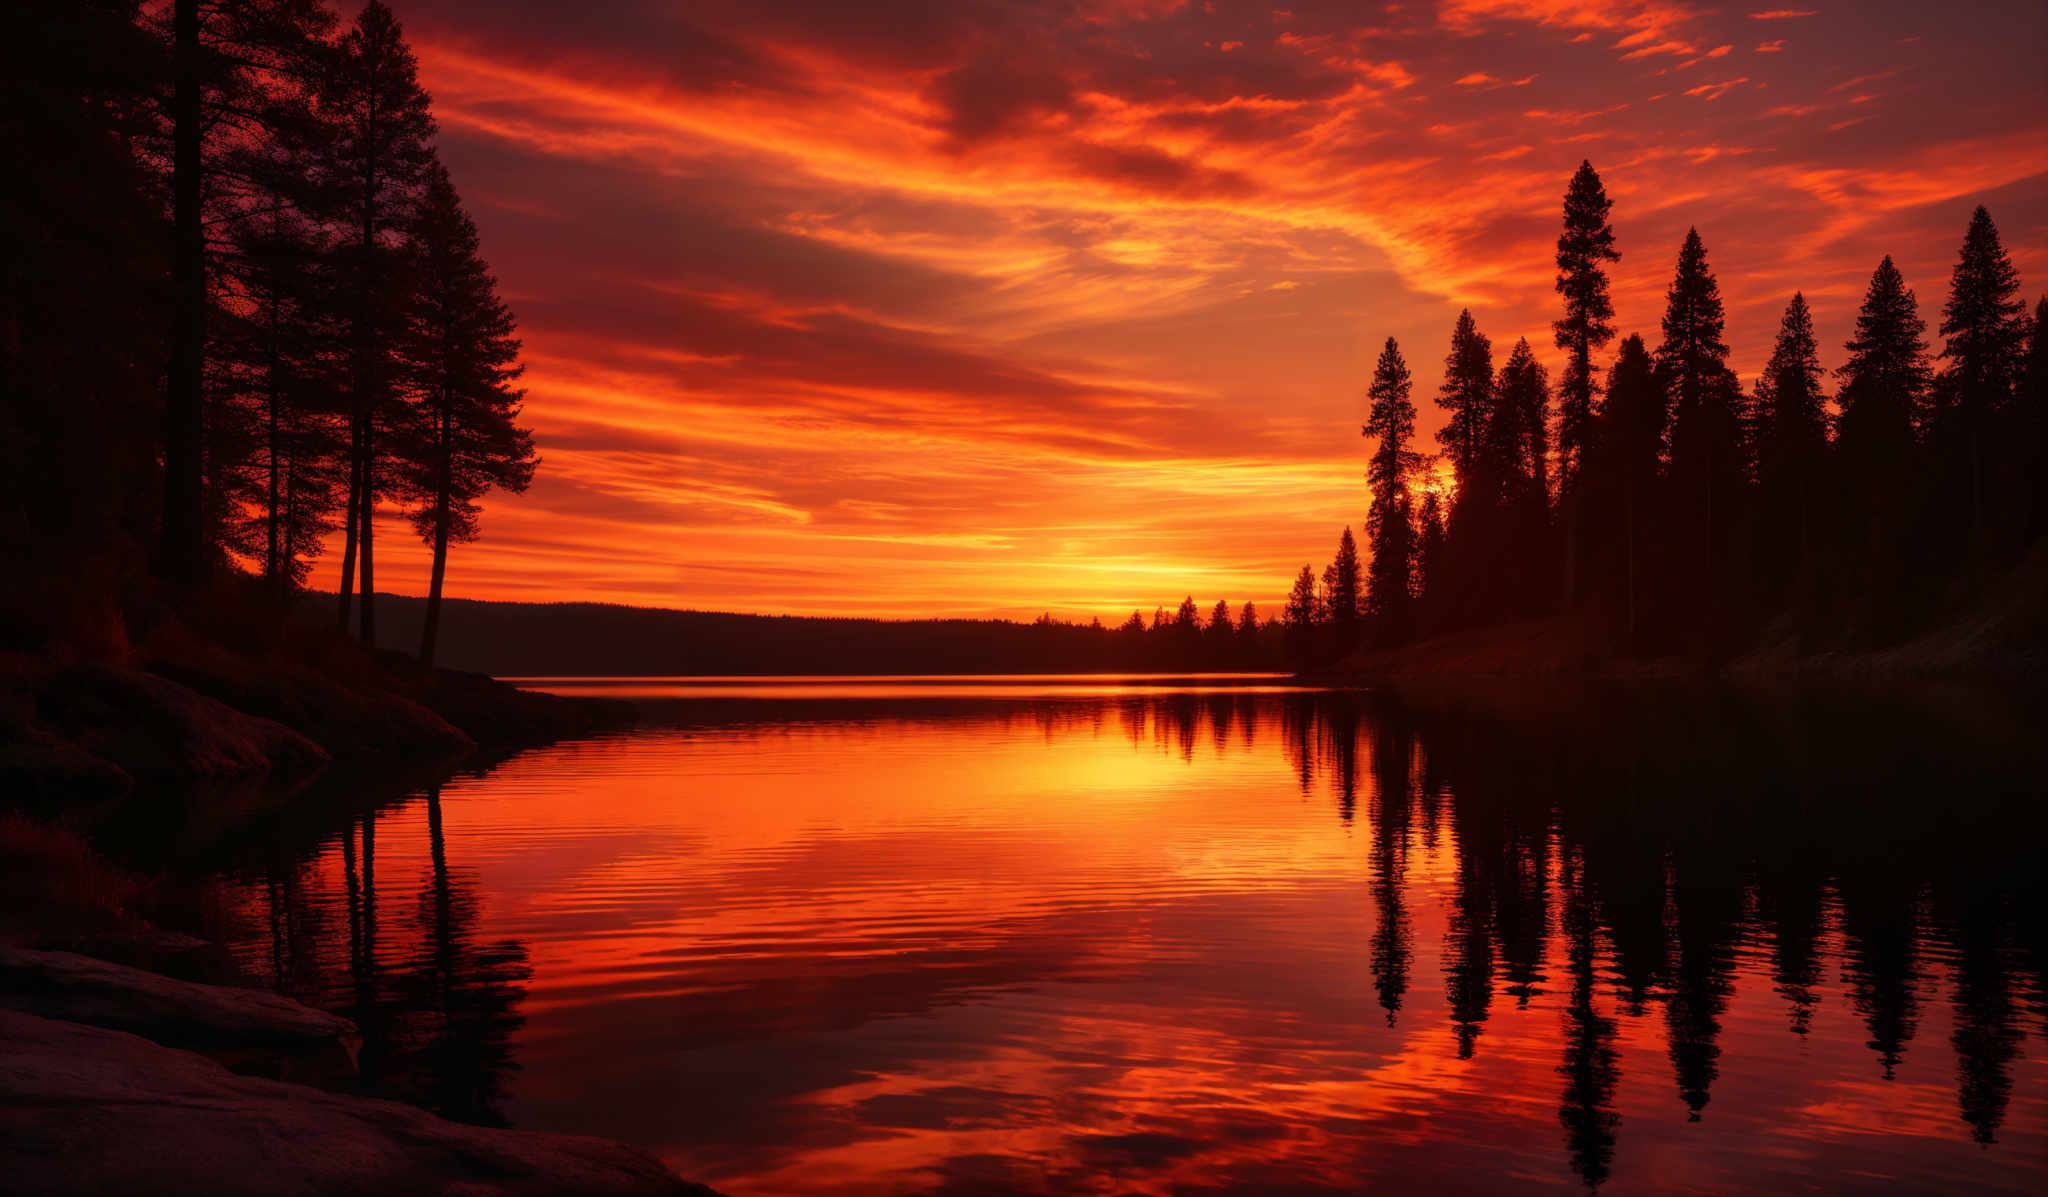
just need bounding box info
[1554,160,1619,495]
[1326,527,1363,635]
[1487,338,1551,512]
[1364,337,1417,642]
[1583,335,1664,645]
[1834,256,1929,629]
[1236,601,1260,638]
[2026,297,2048,538]
[321,0,436,645]
[1657,229,1747,645]
[217,205,347,595]
[150,0,335,583]
[1436,309,1495,491]
[1284,564,1320,663]
[1935,206,2029,543]
[404,164,535,667]
[1414,487,1445,608]
[1752,293,1828,599]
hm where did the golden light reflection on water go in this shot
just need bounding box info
[208,682,2047,1194]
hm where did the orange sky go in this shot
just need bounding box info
[342,0,2047,620]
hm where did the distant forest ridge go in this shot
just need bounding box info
[299,593,1284,677]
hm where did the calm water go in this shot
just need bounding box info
[154,678,2048,1194]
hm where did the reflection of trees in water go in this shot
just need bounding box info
[1443,824,1496,1059]
[1943,895,2023,1145]
[1286,689,2042,1171]
[243,784,531,1127]
[1661,870,1742,1119]
[211,688,2038,1176]
[1497,830,1551,1009]
[1366,721,1412,1025]
[1756,868,1828,1037]
[1556,844,1620,1188]
[397,786,533,1126]
[1837,871,1923,1081]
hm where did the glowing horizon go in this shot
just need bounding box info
[332,0,2045,622]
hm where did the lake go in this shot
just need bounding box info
[155,677,2048,1194]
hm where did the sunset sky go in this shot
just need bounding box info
[354,0,2046,620]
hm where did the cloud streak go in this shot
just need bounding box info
[334,0,2048,619]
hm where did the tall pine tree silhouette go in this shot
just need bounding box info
[1584,335,1664,646]
[322,0,435,646]
[1834,256,1929,634]
[1935,206,2029,549]
[1325,528,1363,644]
[2026,296,2048,538]
[1431,310,1496,629]
[1554,161,1619,496]
[1364,337,1417,644]
[152,0,335,584]
[1752,293,1827,602]
[1657,229,1746,648]
[1437,310,1494,491]
[404,164,536,668]
[1414,488,1445,614]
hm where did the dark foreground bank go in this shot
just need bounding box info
[0,574,720,1193]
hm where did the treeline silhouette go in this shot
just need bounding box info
[1293,161,2047,665]
[312,591,1289,676]
[5,0,531,667]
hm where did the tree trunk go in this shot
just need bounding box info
[352,89,381,647]
[336,419,360,632]
[160,0,205,585]
[265,297,282,599]
[359,419,376,646]
[421,407,452,668]
[282,450,299,595]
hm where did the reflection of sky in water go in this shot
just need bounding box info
[209,686,2048,1195]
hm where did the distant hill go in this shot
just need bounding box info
[295,593,1279,677]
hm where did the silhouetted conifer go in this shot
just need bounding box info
[403,165,535,667]
[1325,527,1363,639]
[1554,161,1619,497]
[1934,206,2029,549]
[1236,601,1259,640]
[1488,339,1552,511]
[2026,297,2048,537]
[1436,310,1494,489]
[1284,564,1320,664]
[216,207,348,594]
[1834,256,1929,634]
[1657,229,1747,650]
[1429,312,1499,631]
[1413,488,1445,609]
[321,0,436,645]
[1752,293,1828,603]
[149,0,335,584]
[1581,335,1664,646]
[1364,337,1417,644]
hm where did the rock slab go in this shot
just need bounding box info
[0,948,354,1051]
[0,1009,718,1196]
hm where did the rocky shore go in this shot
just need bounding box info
[0,578,691,1193]
[1,1001,715,1195]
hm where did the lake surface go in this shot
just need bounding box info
[168,677,2048,1194]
